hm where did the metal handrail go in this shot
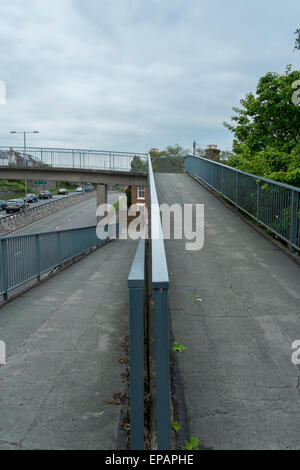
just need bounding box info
[128,238,146,450]
[185,155,300,193]
[185,155,300,252]
[0,146,148,173]
[0,224,118,299]
[148,155,170,450]
[0,145,148,157]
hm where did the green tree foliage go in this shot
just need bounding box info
[150,144,190,173]
[224,66,300,154]
[224,66,300,186]
[130,156,148,172]
[294,28,300,51]
[149,144,191,158]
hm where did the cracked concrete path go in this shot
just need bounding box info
[0,239,137,450]
[155,173,300,450]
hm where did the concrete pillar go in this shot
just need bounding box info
[96,184,108,223]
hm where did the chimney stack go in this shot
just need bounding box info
[205,145,220,161]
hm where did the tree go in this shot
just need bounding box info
[294,28,300,51]
[224,66,300,155]
[130,156,147,172]
[149,144,191,158]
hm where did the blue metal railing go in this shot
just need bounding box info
[0,224,118,299]
[185,155,300,252]
[0,146,148,173]
[128,238,146,450]
[127,156,171,450]
[148,155,170,450]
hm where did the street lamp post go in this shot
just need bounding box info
[10,130,39,202]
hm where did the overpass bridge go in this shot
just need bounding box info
[0,154,300,450]
[0,146,148,208]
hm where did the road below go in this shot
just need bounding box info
[11,191,124,235]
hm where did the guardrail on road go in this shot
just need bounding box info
[185,155,300,252]
[0,224,118,300]
[0,192,94,236]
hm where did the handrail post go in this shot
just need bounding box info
[256,181,261,225]
[56,231,61,266]
[35,234,41,282]
[290,190,297,253]
[235,171,239,208]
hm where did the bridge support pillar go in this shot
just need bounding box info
[96,184,108,222]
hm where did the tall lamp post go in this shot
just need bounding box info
[10,130,39,201]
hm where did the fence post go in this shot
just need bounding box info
[235,171,239,208]
[56,231,61,266]
[290,190,297,253]
[1,239,8,300]
[35,234,41,282]
[256,181,261,225]
[154,287,171,450]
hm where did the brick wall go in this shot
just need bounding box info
[131,185,149,209]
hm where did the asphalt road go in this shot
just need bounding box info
[0,192,81,219]
[11,191,125,235]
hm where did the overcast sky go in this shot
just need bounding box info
[0,0,299,153]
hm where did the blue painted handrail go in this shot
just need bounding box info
[0,224,118,299]
[185,155,300,252]
[128,238,146,450]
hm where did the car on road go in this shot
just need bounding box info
[5,199,28,214]
[0,200,6,211]
[58,188,68,195]
[85,186,93,192]
[76,187,84,192]
[39,190,53,200]
[24,194,38,203]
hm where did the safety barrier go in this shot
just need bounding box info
[185,155,300,252]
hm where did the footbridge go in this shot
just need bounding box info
[0,154,300,450]
[0,146,148,208]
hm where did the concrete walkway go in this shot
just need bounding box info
[155,173,300,450]
[0,239,137,450]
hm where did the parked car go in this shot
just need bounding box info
[5,199,28,214]
[58,188,68,195]
[85,186,93,192]
[0,200,6,211]
[39,190,52,200]
[76,187,84,192]
[24,194,38,203]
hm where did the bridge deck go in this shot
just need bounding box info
[156,173,300,450]
[0,239,137,450]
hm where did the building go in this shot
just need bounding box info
[205,145,221,161]
[131,185,149,212]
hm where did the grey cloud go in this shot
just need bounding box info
[0,0,299,152]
